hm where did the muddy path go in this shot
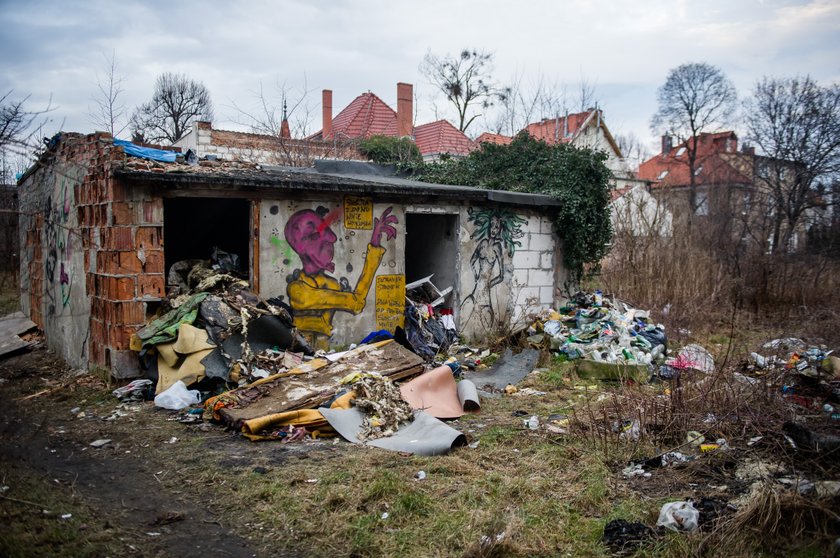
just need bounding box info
[0,348,320,557]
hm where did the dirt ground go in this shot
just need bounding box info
[2,338,839,557]
[0,347,330,557]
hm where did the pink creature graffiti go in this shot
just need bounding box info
[284,205,398,347]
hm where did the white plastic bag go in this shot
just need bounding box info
[154,380,201,410]
[656,501,699,532]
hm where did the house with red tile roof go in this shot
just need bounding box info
[308,84,413,141]
[475,132,513,146]
[637,131,825,250]
[414,120,476,161]
[521,110,644,191]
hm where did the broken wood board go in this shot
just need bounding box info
[0,311,38,359]
[218,340,424,428]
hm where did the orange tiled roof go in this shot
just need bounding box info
[476,132,513,145]
[414,120,476,158]
[320,92,398,140]
[638,132,751,188]
[523,111,593,145]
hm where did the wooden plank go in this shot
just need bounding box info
[218,340,424,427]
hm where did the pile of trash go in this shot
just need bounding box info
[402,275,457,360]
[115,256,490,455]
[746,338,839,420]
[527,291,666,365]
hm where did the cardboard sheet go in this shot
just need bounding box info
[399,365,480,419]
[320,408,467,455]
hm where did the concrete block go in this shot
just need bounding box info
[540,286,554,305]
[529,233,554,252]
[525,214,541,233]
[512,269,529,287]
[512,250,540,268]
[108,349,142,379]
[540,216,554,234]
[540,251,554,269]
[528,269,554,286]
[515,286,540,307]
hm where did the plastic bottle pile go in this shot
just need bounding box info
[530,291,666,366]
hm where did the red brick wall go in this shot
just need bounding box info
[19,132,165,376]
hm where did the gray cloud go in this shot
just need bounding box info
[1,0,837,153]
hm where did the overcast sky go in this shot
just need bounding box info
[2,0,839,157]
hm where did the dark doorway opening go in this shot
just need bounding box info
[404,212,459,301]
[163,197,250,279]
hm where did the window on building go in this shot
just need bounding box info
[695,196,709,216]
[658,170,669,180]
[675,147,686,157]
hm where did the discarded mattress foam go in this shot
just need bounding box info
[320,407,467,456]
[400,365,480,419]
[155,323,216,393]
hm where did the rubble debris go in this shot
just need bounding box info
[206,340,423,428]
[112,379,154,401]
[402,275,456,359]
[349,373,414,441]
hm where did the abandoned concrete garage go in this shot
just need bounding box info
[18,133,566,377]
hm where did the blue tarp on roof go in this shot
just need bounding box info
[114,139,178,163]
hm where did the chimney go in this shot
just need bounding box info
[661,134,672,155]
[322,89,333,139]
[396,82,413,137]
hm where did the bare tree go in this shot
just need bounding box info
[615,132,650,172]
[232,77,315,138]
[229,77,318,166]
[651,62,738,221]
[0,90,54,182]
[130,73,213,144]
[744,76,840,252]
[487,72,570,137]
[420,48,497,134]
[88,51,127,138]
[576,72,599,112]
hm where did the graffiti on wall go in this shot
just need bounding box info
[44,175,76,316]
[283,203,398,347]
[461,207,526,330]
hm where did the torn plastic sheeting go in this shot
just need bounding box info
[400,365,480,419]
[133,292,209,349]
[320,408,467,455]
[114,139,178,163]
[221,314,296,361]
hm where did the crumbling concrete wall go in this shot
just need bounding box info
[458,207,561,341]
[259,196,405,349]
[175,122,365,166]
[18,133,164,376]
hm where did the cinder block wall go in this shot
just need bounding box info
[19,133,164,376]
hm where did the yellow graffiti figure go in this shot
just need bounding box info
[284,206,398,347]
